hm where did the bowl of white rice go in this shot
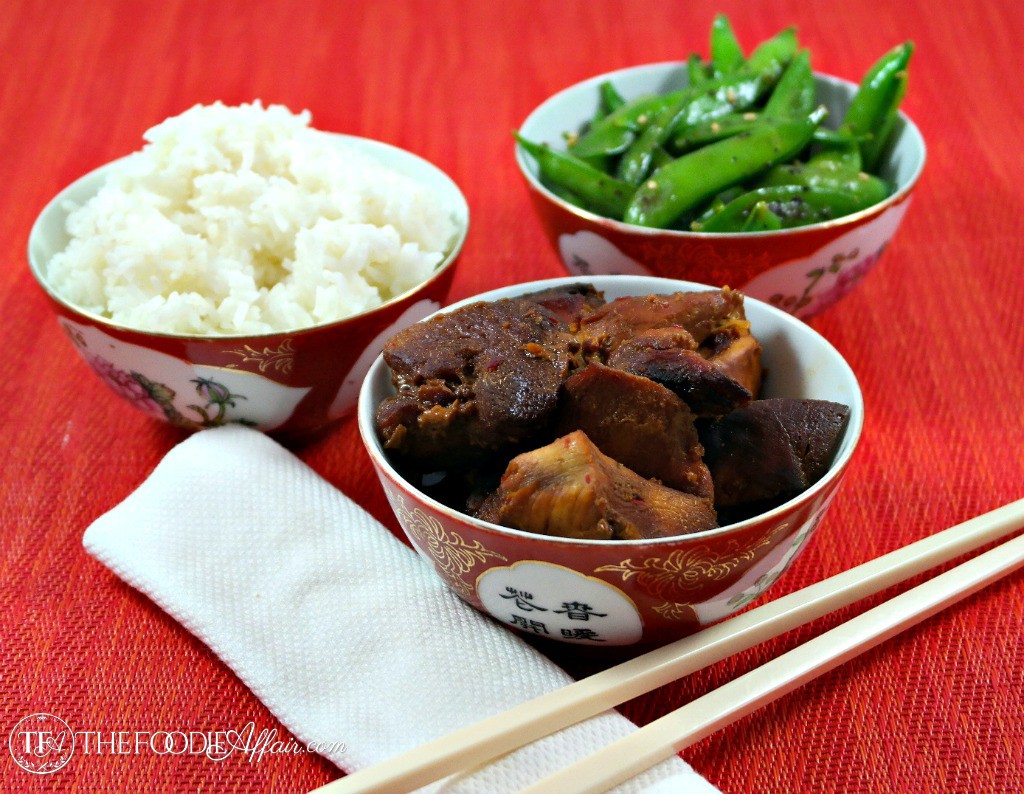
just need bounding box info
[28,102,468,440]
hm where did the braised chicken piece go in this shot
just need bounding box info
[577,290,760,416]
[476,431,717,540]
[375,285,602,466]
[699,398,851,509]
[557,363,712,497]
[576,289,745,353]
[376,287,852,542]
[376,286,762,469]
[699,325,763,398]
[525,284,605,324]
[607,333,753,416]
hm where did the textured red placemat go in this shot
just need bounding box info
[2,1,1022,791]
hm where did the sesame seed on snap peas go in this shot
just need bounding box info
[625,107,827,228]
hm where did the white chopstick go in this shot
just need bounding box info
[313,499,1024,794]
[522,527,1024,794]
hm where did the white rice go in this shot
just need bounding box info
[48,101,458,335]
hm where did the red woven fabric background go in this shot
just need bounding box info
[2,1,1022,791]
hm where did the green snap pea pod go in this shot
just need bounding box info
[588,82,626,157]
[696,185,806,231]
[650,145,674,170]
[611,95,683,184]
[760,160,892,206]
[710,14,745,76]
[763,49,815,118]
[675,71,766,127]
[676,115,861,152]
[666,29,796,147]
[676,114,864,151]
[861,69,908,171]
[616,100,685,185]
[695,184,864,232]
[516,133,634,218]
[804,45,912,176]
[571,92,683,159]
[810,52,908,176]
[810,140,863,172]
[812,128,867,146]
[744,27,799,83]
[618,71,769,185]
[674,112,761,150]
[599,81,626,115]
[695,186,747,222]
[687,54,711,87]
[625,106,826,228]
[741,201,784,231]
[542,178,587,210]
[842,41,913,160]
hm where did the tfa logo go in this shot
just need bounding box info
[8,713,75,774]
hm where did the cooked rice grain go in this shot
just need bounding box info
[48,102,457,335]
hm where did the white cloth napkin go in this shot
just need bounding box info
[83,425,717,793]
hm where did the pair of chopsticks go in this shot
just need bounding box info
[315,499,1024,794]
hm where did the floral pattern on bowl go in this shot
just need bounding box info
[741,200,911,319]
[62,319,311,431]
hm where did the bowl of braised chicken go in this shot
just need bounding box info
[358,276,863,645]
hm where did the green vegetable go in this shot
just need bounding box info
[625,107,827,228]
[670,71,766,128]
[617,71,769,185]
[542,180,587,210]
[695,184,865,232]
[674,112,762,150]
[745,27,798,83]
[760,160,892,207]
[570,93,683,158]
[598,81,626,115]
[694,186,746,221]
[650,145,674,170]
[741,201,784,231]
[677,115,865,151]
[763,49,815,118]
[687,53,711,87]
[516,133,634,218]
[710,14,745,76]
[862,69,908,171]
[812,128,867,146]
[810,140,863,172]
[841,41,914,165]
[531,20,913,231]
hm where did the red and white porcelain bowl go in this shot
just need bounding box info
[358,275,864,646]
[516,64,925,320]
[28,135,468,443]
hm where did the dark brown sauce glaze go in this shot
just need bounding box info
[377,285,848,540]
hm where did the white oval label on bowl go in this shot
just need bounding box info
[477,561,643,645]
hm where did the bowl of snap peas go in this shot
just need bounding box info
[515,20,925,319]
